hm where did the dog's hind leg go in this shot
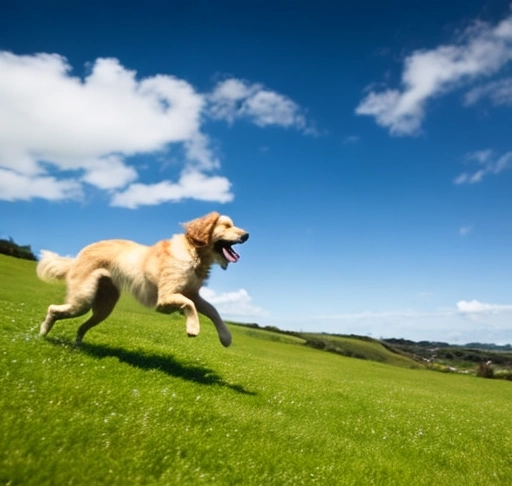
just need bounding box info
[76,276,120,344]
[40,269,109,338]
[40,298,91,337]
[40,302,89,337]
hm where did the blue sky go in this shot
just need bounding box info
[1,0,512,344]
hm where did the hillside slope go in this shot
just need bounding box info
[1,254,511,485]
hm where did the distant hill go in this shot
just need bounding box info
[382,337,512,375]
[234,323,512,379]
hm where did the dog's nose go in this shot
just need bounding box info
[239,233,249,243]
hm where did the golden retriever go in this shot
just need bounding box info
[36,212,249,347]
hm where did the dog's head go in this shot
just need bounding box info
[184,212,249,269]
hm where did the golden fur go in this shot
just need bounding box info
[37,212,249,347]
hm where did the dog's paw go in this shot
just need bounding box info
[186,319,200,337]
[39,321,51,336]
[219,330,232,347]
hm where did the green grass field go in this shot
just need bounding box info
[1,254,511,485]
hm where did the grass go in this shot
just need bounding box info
[1,253,512,485]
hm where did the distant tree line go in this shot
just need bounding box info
[384,337,512,353]
[0,237,37,261]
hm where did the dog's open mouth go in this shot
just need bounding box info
[215,241,241,263]
[214,235,248,263]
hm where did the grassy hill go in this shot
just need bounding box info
[292,332,423,369]
[236,326,512,377]
[1,254,512,485]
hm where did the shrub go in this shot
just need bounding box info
[0,238,37,261]
[476,362,494,379]
[494,370,512,381]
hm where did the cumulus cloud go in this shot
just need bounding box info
[0,168,82,201]
[355,10,512,135]
[111,170,233,208]
[208,78,308,130]
[454,149,512,184]
[200,287,268,319]
[0,53,203,166]
[81,155,139,190]
[0,52,309,207]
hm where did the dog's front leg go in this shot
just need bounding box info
[156,294,200,338]
[191,294,232,347]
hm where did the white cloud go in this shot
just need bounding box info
[0,52,310,207]
[183,132,220,171]
[200,287,268,319]
[81,155,138,190]
[466,148,493,164]
[457,300,512,315]
[465,77,512,105]
[0,52,213,204]
[275,300,512,343]
[110,170,233,208]
[208,78,307,130]
[0,54,203,167]
[454,150,512,184]
[0,168,82,201]
[355,10,512,135]
[315,300,512,322]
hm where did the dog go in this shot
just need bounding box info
[36,212,249,347]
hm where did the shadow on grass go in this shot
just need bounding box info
[46,337,256,395]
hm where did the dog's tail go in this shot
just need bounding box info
[36,250,74,282]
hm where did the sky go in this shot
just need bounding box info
[1,0,512,344]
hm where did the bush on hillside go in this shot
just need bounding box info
[0,238,37,261]
[476,362,494,379]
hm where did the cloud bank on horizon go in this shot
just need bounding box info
[294,299,512,344]
[0,52,309,208]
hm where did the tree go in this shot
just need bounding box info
[0,237,37,261]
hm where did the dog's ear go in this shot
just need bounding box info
[184,212,221,247]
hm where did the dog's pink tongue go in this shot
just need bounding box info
[223,247,240,263]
